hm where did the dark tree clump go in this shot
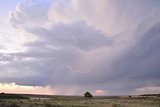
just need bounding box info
[83,92,93,98]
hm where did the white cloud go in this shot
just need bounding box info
[136,86,160,94]
[9,0,52,30]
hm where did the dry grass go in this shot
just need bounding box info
[0,96,159,107]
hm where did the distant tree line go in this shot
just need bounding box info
[0,92,29,99]
[139,94,160,97]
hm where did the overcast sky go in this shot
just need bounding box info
[0,0,160,95]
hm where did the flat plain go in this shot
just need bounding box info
[0,94,160,107]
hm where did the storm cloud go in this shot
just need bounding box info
[0,0,160,95]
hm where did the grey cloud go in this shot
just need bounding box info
[0,20,112,89]
[96,22,160,94]
[25,21,111,51]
